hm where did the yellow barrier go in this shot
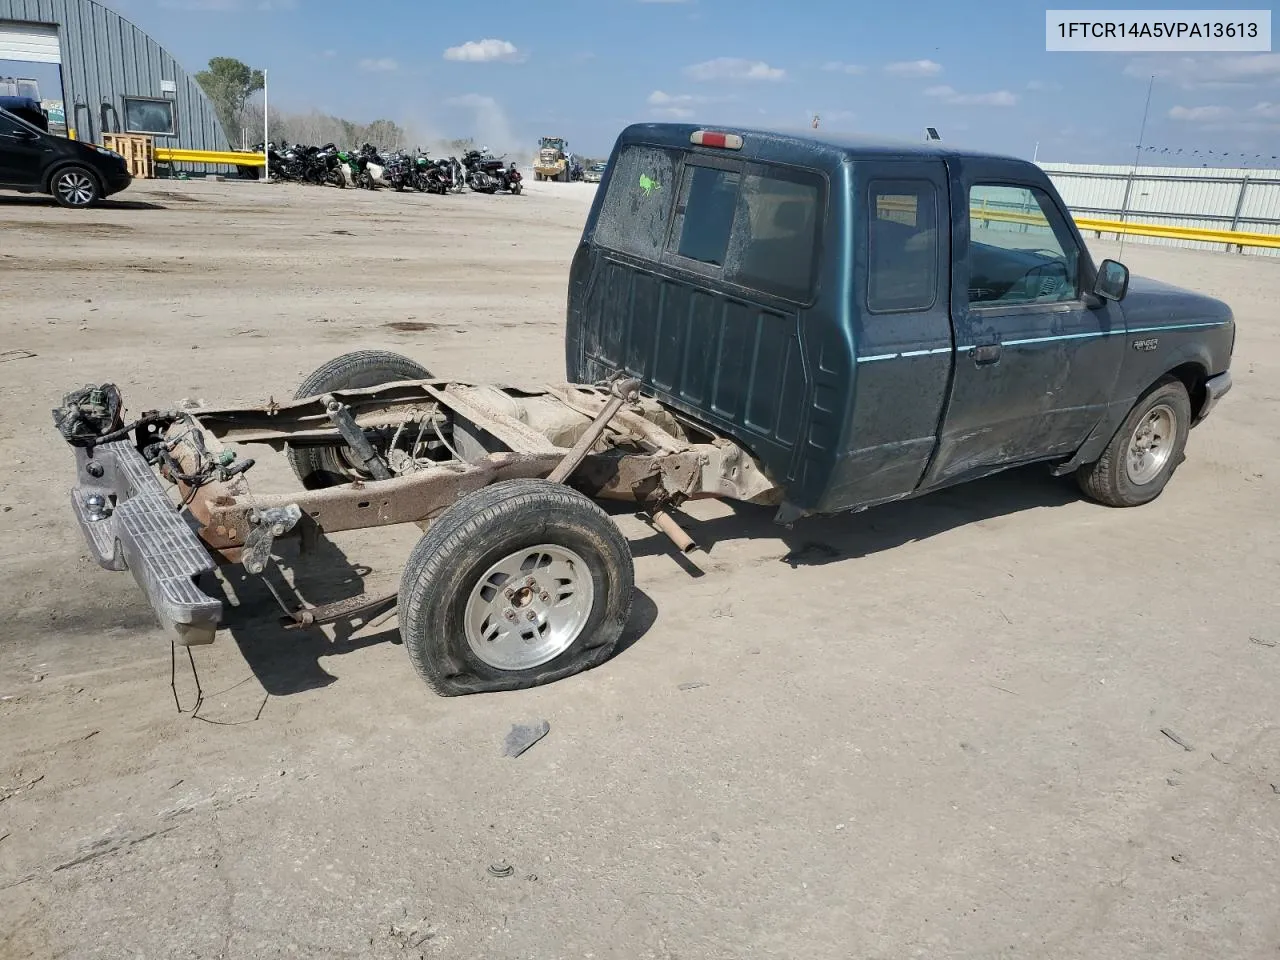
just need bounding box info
[153,147,265,167]
[967,204,1280,251]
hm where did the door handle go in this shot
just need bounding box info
[969,343,1002,365]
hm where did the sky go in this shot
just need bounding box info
[26,0,1280,164]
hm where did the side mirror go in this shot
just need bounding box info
[1094,258,1129,302]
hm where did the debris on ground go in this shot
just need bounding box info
[1250,636,1277,647]
[0,349,36,363]
[0,775,44,803]
[1171,853,1187,863]
[1160,728,1194,752]
[503,720,550,758]
[678,681,708,691]
[487,861,514,878]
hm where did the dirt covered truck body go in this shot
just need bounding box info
[55,123,1233,697]
[566,123,1233,521]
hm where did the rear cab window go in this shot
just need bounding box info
[593,142,824,303]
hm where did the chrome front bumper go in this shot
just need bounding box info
[70,441,222,645]
[1195,370,1232,425]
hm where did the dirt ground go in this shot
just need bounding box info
[1,176,1278,960]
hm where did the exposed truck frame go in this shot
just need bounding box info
[62,363,779,693]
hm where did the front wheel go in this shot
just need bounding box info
[510,182,522,195]
[1076,377,1191,507]
[51,166,101,208]
[399,479,635,696]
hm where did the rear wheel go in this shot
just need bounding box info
[1076,377,1191,507]
[399,479,634,696]
[51,166,100,208]
[286,350,432,489]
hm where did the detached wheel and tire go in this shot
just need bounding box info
[286,350,432,489]
[1076,377,1191,507]
[399,479,634,696]
[51,166,100,208]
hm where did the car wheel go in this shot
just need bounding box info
[51,166,101,208]
[399,479,635,696]
[1076,377,1191,507]
[286,350,433,489]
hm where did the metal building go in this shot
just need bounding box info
[1041,161,1280,258]
[0,0,228,150]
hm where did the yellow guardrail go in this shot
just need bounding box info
[967,203,1280,250]
[153,147,265,167]
[1071,215,1280,250]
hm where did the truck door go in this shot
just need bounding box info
[923,158,1125,487]
[829,160,952,509]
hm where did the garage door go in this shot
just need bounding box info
[0,21,61,64]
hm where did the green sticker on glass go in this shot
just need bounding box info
[638,174,660,196]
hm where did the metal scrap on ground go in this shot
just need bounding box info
[503,720,550,758]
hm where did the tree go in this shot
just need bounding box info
[195,57,265,143]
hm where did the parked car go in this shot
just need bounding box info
[0,107,132,207]
[582,162,607,183]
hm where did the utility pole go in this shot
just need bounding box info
[262,68,270,183]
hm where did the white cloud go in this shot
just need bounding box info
[1168,104,1234,121]
[925,85,1017,106]
[885,59,942,77]
[684,57,786,82]
[1026,79,1062,92]
[444,38,523,63]
[637,0,690,3]
[823,61,866,75]
[321,49,337,59]
[1252,101,1280,119]
[647,90,706,106]
[1125,53,1280,88]
[358,58,398,73]
[652,106,696,119]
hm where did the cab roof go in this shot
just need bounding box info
[615,122,1024,166]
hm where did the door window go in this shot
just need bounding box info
[866,179,938,312]
[967,184,1080,306]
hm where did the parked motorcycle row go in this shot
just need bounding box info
[256,142,524,195]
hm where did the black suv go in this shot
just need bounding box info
[0,107,133,208]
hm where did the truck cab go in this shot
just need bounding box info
[566,123,1234,518]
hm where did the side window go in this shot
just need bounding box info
[731,167,821,300]
[0,113,23,136]
[668,161,822,301]
[594,145,678,258]
[967,184,1080,306]
[673,165,739,266]
[867,179,938,313]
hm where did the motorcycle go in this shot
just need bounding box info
[382,150,414,191]
[462,149,522,195]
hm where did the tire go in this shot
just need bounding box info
[50,166,101,208]
[286,350,432,489]
[399,479,635,696]
[1076,377,1191,507]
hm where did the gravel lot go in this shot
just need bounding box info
[1,177,1277,960]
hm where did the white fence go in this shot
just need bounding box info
[1040,162,1280,257]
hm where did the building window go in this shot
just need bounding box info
[122,96,175,136]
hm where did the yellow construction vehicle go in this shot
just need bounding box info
[533,136,571,182]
